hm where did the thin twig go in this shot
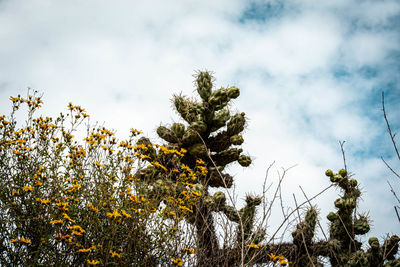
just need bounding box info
[382,92,400,161]
[339,141,347,171]
[382,157,400,179]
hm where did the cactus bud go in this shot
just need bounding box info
[327,212,337,221]
[331,174,343,183]
[368,237,379,249]
[349,179,358,187]
[325,169,334,177]
[334,198,345,209]
[213,191,226,207]
[245,195,262,206]
[339,169,347,177]
[345,198,356,209]
[211,109,230,131]
[238,155,252,167]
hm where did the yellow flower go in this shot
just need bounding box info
[8,239,18,243]
[94,162,104,167]
[50,220,63,225]
[247,243,262,248]
[182,248,195,254]
[280,259,289,266]
[69,225,85,235]
[121,210,131,218]
[87,203,99,213]
[62,213,75,223]
[107,209,122,219]
[171,258,184,266]
[179,205,193,213]
[110,249,122,258]
[78,247,92,253]
[22,185,33,192]
[87,259,100,265]
[19,237,31,244]
[36,198,51,204]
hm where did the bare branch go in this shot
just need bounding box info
[382,92,400,161]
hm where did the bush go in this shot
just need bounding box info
[0,93,200,266]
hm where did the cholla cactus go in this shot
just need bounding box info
[135,71,260,265]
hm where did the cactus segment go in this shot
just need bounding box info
[157,126,178,143]
[227,112,246,136]
[196,71,213,101]
[171,122,185,138]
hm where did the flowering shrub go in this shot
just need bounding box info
[0,93,199,266]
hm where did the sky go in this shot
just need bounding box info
[0,0,399,243]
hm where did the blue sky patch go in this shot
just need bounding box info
[239,1,286,23]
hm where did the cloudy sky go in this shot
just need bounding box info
[1,0,399,241]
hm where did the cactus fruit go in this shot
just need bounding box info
[334,198,345,209]
[327,212,337,221]
[330,174,343,183]
[238,155,252,167]
[368,237,379,249]
[213,191,226,207]
[349,179,358,187]
[325,169,334,177]
[338,169,347,177]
